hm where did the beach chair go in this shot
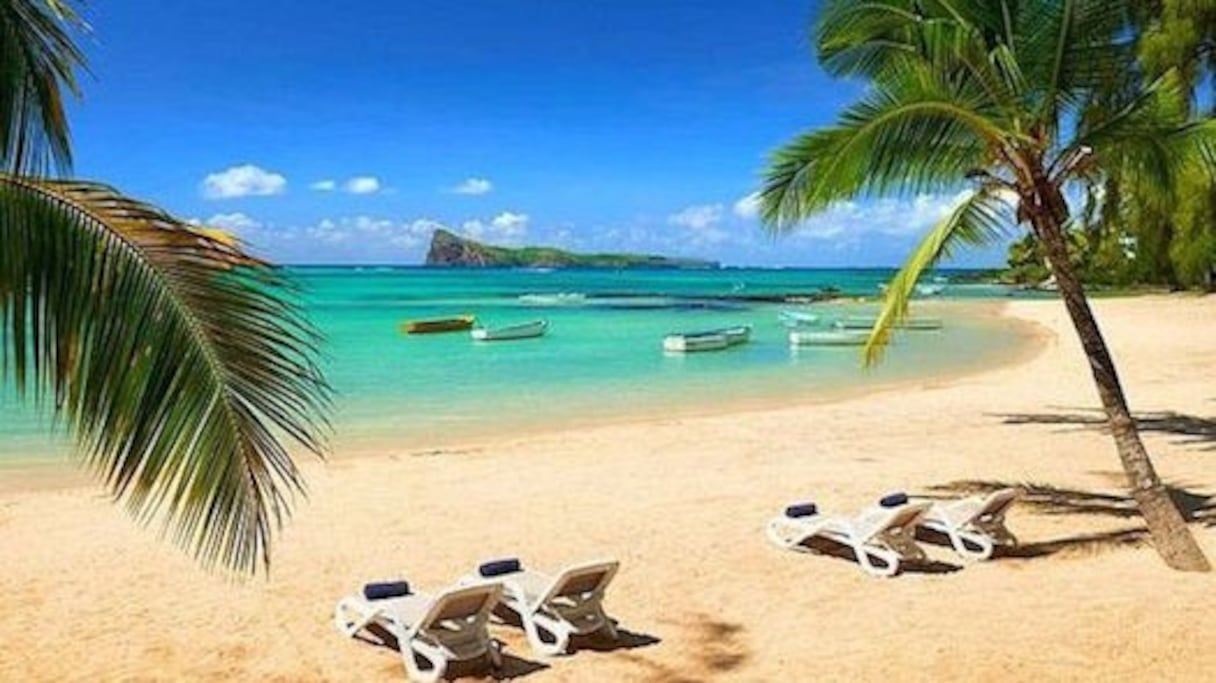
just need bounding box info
[465,558,620,656]
[919,488,1020,560]
[334,580,504,682]
[766,494,931,577]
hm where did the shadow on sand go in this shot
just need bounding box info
[796,536,962,575]
[920,479,1216,559]
[354,624,550,680]
[616,615,749,683]
[996,407,1216,452]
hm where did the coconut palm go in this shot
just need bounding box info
[760,0,1215,570]
[0,0,330,573]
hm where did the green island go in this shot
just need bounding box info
[424,227,719,269]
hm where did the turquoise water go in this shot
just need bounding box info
[0,268,1032,462]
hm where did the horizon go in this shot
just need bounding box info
[66,1,1010,269]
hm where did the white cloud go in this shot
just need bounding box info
[204,212,262,233]
[733,193,761,219]
[201,164,287,199]
[791,191,974,241]
[452,177,493,195]
[491,211,528,233]
[344,176,382,194]
[310,179,337,191]
[668,203,724,230]
[457,211,529,245]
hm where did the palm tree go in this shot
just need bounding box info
[0,1,330,573]
[760,0,1215,570]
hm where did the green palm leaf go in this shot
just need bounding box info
[861,188,1013,365]
[0,0,84,175]
[0,175,331,573]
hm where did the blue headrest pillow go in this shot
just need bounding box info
[479,558,523,577]
[364,581,410,600]
[785,502,818,518]
[879,492,909,508]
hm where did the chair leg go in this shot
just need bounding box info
[949,528,995,560]
[854,543,900,578]
[403,641,445,683]
[525,614,571,656]
[333,599,371,638]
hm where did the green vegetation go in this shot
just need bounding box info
[760,0,1215,571]
[0,1,331,573]
[425,228,718,269]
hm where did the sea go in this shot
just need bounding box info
[0,267,1040,464]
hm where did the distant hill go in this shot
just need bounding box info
[424,228,719,269]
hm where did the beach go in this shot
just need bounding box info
[2,294,1214,681]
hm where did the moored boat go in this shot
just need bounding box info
[518,292,586,306]
[470,319,549,341]
[835,315,944,331]
[788,329,873,346]
[662,325,751,352]
[400,315,476,334]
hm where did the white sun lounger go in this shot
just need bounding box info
[334,581,504,682]
[465,558,620,656]
[920,488,1020,560]
[766,497,932,577]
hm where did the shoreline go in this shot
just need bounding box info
[0,300,1049,492]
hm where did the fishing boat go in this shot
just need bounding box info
[788,329,873,346]
[835,315,944,331]
[778,310,821,327]
[470,319,548,341]
[662,325,751,353]
[400,315,476,334]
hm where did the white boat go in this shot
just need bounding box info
[778,310,820,327]
[915,284,946,297]
[663,325,750,352]
[471,319,548,341]
[518,292,586,306]
[788,330,872,346]
[835,316,944,331]
[663,332,729,352]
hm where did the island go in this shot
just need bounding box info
[424,228,719,269]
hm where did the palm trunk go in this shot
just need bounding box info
[1030,185,1210,572]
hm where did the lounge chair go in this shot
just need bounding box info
[466,558,619,656]
[766,494,931,577]
[919,488,1020,560]
[334,580,504,682]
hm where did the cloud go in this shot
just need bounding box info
[458,211,530,245]
[203,212,262,233]
[668,203,724,230]
[344,176,382,194]
[310,179,337,191]
[790,191,973,241]
[201,164,287,199]
[733,193,761,219]
[452,177,493,195]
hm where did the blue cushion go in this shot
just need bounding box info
[363,581,410,600]
[785,502,818,518]
[879,492,909,508]
[479,558,522,577]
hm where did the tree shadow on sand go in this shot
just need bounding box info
[996,407,1216,452]
[920,480,1216,559]
[615,615,750,683]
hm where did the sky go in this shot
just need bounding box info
[65,0,1009,267]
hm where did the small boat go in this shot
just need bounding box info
[915,284,946,297]
[400,315,476,334]
[662,325,751,353]
[835,316,944,331]
[778,310,821,327]
[518,292,586,306]
[788,330,873,346]
[471,319,548,341]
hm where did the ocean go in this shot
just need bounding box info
[0,267,1035,463]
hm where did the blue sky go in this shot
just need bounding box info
[66,0,1008,267]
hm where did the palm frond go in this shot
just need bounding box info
[0,175,331,573]
[863,188,1015,365]
[0,0,85,176]
[760,63,1004,230]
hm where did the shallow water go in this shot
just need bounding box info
[0,267,1034,462]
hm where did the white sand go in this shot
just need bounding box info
[1,295,1214,681]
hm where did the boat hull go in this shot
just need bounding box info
[788,330,871,346]
[835,316,943,331]
[471,320,549,341]
[401,315,476,334]
[663,333,729,352]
